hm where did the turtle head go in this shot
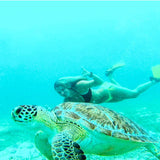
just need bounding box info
[12,105,38,122]
[12,105,58,129]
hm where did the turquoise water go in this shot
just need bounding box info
[0,1,160,159]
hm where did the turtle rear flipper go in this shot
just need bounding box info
[35,131,54,160]
[146,143,160,159]
[51,132,86,160]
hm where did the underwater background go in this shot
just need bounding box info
[0,1,160,159]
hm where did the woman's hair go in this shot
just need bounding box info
[54,77,82,90]
[54,78,70,89]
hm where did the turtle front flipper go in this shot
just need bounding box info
[35,130,54,160]
[51,132,86,160]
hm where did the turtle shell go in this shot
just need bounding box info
[53,102,156,143]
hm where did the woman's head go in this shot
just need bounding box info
[54,77,83,98]
[54,78,72,98]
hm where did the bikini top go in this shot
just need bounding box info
[70,80,92,103]
[81,88,92,102]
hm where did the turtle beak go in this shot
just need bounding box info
[11,107,24,122]
[11,110,16,120]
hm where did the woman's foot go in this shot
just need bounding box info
[105,62,125,77]
[150,76,160,83]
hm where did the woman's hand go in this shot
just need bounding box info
[81,67,93,78]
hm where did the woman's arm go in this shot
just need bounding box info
[56,75,88,89]
[75,68,104,89]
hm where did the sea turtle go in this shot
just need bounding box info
[11,102,160,159]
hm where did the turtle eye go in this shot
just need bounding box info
[15,107,22,114]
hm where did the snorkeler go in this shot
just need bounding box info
[54,63,160,104]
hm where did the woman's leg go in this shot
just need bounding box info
[111,80,157,100]
[107,75,120,86]
[133,81,156,96]
[105,63,125,86]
